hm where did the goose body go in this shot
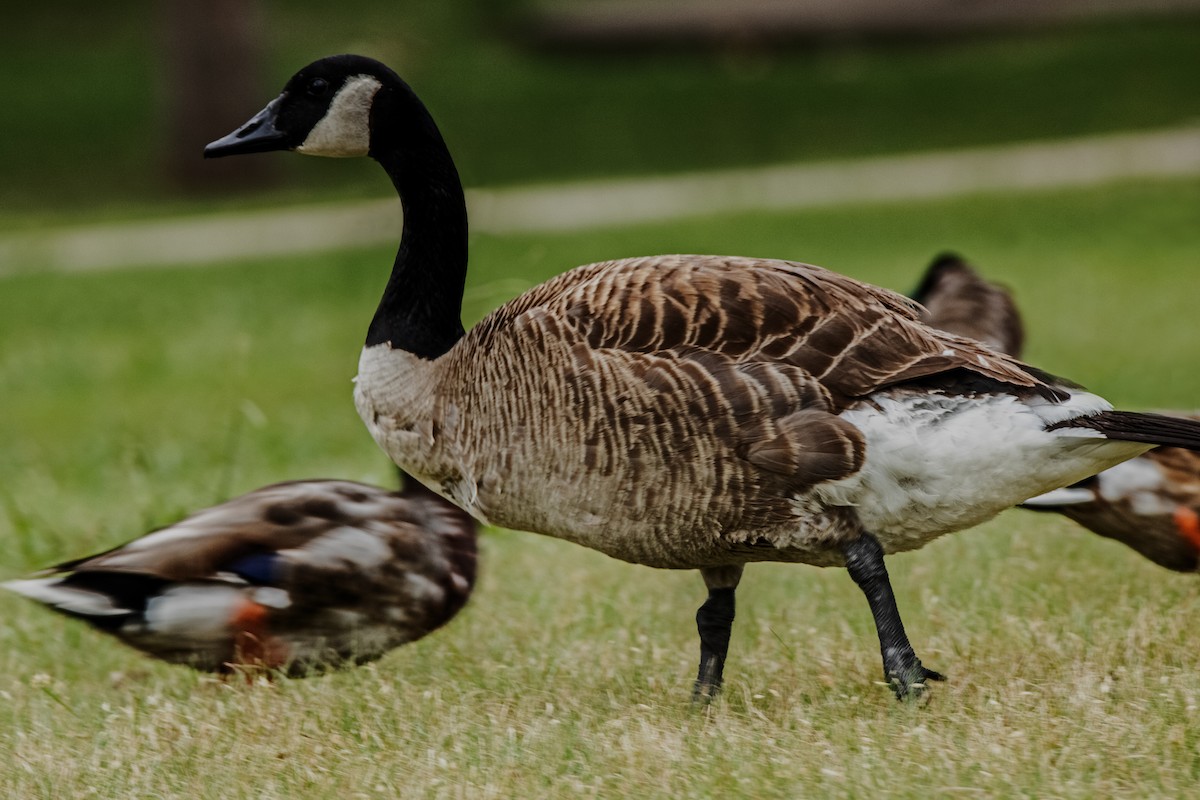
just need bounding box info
[204,55,1200,699]
[356,254,1141,569]
[4,479,476,674]
[913,253,1200,573]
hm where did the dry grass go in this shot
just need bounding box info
[5,522,1200,798]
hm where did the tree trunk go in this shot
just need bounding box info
[160,0,277,193]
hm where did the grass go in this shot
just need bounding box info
[2,176,1200,796]
[5,535,1200,797]
[2,4,1199,220]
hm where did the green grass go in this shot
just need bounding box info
[2,3,1199,221]
[2,177,1200,796]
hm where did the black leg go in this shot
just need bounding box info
[842,531,945,700]
[692,565,743,703]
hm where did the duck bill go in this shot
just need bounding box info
[204,96,289,158]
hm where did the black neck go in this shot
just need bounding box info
[364,82,468,358]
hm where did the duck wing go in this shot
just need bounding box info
[43,480,405,582]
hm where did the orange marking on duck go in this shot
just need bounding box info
[231,599,270,630]
[229,599,289,671]
[1172,506,1200,552]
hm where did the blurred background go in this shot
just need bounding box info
[2,0,1198,217]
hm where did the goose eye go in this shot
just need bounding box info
[307,78,330,97]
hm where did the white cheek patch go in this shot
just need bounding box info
[297,75,382,157]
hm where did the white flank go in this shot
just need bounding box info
[819,389,1152,552]
[297,75,382,158]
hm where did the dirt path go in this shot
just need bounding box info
[1,124,1197,275]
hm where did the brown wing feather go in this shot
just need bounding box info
[740,409,866,489]
[494,255,1056,409]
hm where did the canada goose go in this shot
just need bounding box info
[910,252,1024,356]
[911,253,1200,572]
[204,54,1200,700]
[4,477,476,675]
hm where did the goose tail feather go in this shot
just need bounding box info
[1050,411,1200,451]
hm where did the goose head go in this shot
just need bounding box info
[204,54,401,160]
[203,54,468,358]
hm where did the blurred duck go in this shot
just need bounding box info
[912,253,1200,572]
[3,476,477,674]
[1021,447,1200,572]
